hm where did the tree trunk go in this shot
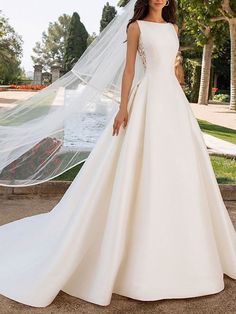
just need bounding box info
[198,34,214,105]
[229,18,236,110]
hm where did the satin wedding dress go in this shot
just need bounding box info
[0,20,236,308]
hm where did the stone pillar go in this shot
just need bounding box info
[33,65,43,85]
[51,65,61,83]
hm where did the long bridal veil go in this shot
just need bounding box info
[0,0,144,187]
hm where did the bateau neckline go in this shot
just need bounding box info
[139,19,170,25]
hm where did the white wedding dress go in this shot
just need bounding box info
[0,20,236,308]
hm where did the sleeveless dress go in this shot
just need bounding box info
[0,20,235,308]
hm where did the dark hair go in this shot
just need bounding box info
[124,0,177,42]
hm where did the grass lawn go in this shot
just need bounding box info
[54,120,236,184]
[211,155,236,184]
[198,119,236,144]
[56,163,84,181]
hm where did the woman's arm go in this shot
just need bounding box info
[112,21,140,136]
[119,22,139,111]
[175,53,185,86]
[173,24,185,87]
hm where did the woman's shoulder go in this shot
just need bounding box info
[127,20,141,35]
[128,20,140,29]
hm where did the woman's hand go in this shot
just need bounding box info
[112,108,128,136]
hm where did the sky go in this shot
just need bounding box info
[1,0,120,73]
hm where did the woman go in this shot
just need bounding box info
[0,0,235,308]
[112,0,181,136]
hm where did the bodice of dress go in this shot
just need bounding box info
[137,20,179,78]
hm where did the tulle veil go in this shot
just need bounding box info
[0,0,144,187]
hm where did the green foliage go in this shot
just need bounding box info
[211,155,236,184]
[100,2,117,33]
[64,12,89,72]
[213,93,230,102]
[178,1,236,104]
[31,14,71,71]
[0,11,23,83]
[184,58,201,102]
[179,0,230,49]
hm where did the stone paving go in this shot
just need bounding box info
[0,90,36,111]
[192,102,236,131]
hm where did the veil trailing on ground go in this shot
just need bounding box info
[0,0,144,187]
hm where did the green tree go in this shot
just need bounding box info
[0,11,23,84]
[100,2,117,32]
[216,0,236,110]
[64,12,89,72]
[173,1,236,110]
[31,14,71,72]
[179,1,230,107]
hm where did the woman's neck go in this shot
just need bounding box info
[145,11,164,22]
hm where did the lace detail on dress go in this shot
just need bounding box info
[137,36,147,69]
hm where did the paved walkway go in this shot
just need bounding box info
[191,102,236,156]
[0,195,235,313]
[0,90,36,111]
[192,102,236,157]
[0,91,235,156]
[192,102,236,131]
